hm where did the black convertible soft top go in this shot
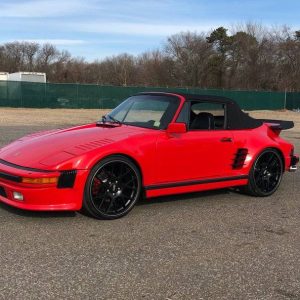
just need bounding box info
[138,92,294,130]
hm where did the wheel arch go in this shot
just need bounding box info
[248,145,286,173]
[93,152,144,186]
[272,147,285,170]
[250,146,285,171]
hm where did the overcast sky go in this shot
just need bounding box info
[0,0,299,61]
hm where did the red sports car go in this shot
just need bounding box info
[0,92,298,219]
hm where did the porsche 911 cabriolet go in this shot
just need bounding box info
[0,92,298,219]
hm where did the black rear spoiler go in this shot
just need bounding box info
[258,119,294,130]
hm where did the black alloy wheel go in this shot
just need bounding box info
[246,149,283,196]
[83,155,142,219]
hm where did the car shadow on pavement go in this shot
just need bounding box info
[0,189,238,218]
[0,202,77,218]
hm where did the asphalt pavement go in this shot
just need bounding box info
[0,124,299,300]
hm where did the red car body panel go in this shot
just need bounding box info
[0,92,298,211]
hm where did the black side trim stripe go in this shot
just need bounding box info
[0,171,22,183]
[145,175,248,191]
[0,159,52,173]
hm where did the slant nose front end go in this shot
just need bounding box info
[0,159,88,211]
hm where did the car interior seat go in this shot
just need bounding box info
[190,112,215,129]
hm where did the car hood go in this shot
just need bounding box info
[0,124,147,169]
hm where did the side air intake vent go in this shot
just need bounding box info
[233,148,248,169]
[0,186,7,198]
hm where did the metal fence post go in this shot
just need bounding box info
[284,88,287,110]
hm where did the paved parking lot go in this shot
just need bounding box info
[0,109,299,299]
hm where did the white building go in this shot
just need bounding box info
[8,72,46,83]
[0,72,9,81]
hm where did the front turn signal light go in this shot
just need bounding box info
[21,177,58,184]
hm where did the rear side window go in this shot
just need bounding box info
[190,102,226,130]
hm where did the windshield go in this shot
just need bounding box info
[107,94,180,129]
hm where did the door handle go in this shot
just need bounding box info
[220,137,232,142]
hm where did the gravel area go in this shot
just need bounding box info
[0,108,299,300]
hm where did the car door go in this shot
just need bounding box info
[155,101,237,184]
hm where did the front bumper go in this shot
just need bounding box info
[0,161,89,211]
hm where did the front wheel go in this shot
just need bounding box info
[245,149,283,196]
[83,155,142,219]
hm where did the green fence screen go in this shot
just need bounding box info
[286,92,300,110]
[0,80,298,110]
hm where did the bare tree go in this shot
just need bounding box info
[277,35,300,90]
[22,42,40,71]
[99,54,137,86]
[136,50,173,86]
[1,23,300,91]
[2,42,25,72]
[37,43,59,70]
[165,32,213,87]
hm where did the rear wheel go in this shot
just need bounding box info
[83,155,142,219]
[245,149,283,196]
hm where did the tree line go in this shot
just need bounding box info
[1,23,300,91]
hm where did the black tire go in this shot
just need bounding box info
[245,148,283,197]
[83,155,142,219]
